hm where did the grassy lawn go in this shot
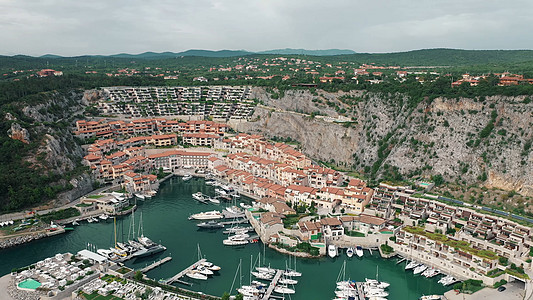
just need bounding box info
[87,195,104,199]
[116,267,131,275]
[345,230,365,237]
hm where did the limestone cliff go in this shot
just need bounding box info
[234,88,533,198]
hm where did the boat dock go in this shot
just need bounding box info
[261,269,284,300]
[140,256,172,273]
[355,282,365,300]
[219,218,249,226]
[222,211,246,219]
[396,256,407,264]
[164,258,207,285]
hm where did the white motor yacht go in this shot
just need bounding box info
[186,271,207,280]
[413,264,428,275]
[365,278,390,288]
[284,269,302,277]
[223,239,249,246]
[274,285,295,294]
[346,247,354,258]
[405,260,419,270]
[279,278,298,285]
[251,271,273,280]
[355,246,364,257]
[188,211,223,220]
[328,245,338,258]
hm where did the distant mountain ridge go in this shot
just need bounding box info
[257,48,356,56]
[35,48,356,59]
[1,48,530,68]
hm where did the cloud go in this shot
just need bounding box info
[0,0,532,56]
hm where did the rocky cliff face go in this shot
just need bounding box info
[234,88,533,198]
[14,90,94,206]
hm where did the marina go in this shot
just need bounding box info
[0,177,450,300]
[163,258,207,285]
[140,256,173,273]
[262,269,284,299]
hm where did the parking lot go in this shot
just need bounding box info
[444,281,525,300]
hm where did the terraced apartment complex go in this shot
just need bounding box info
[97,86,256,120]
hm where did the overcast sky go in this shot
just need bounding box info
[1,0,532,56]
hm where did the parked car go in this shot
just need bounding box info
[497,286,506,292]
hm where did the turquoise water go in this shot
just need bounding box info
[0,177,450,299]
[18,278,41,290]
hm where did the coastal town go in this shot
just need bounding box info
[1,107,532,300]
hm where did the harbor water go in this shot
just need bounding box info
[0,177,450,299]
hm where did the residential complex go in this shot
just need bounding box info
[367,182,533,285]
[96,86,256,120]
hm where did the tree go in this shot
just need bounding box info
[221,292,230,300]
[431,174,445,186]
[134,271,143,281]
[235,294,244,300]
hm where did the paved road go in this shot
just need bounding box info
[0,185,116,223]
[0,274,14,300]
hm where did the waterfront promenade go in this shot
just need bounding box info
[0,185,115,223]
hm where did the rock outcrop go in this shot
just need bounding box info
[7,123,30,144]
[236,88,533,197]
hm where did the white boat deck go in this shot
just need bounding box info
[262,269,284,299]
[164,258,206,285]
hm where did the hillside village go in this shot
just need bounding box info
[75,115,533,288]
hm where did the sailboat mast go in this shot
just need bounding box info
[132,210,135,239]
[114,217,117,247]
[249,255,252,285]
[138,212,143,237]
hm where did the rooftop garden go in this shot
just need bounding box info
[403,226,498,260]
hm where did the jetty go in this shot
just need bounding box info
[219,219,249,226]
[262,269,284,299]
[355,282,365,300]
[140,256,172,273]
[164,258,206,285]
[396,256,406,264]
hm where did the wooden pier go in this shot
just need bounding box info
[140,256,172,273]
[262,269,284,300]
[164,258,207,285]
